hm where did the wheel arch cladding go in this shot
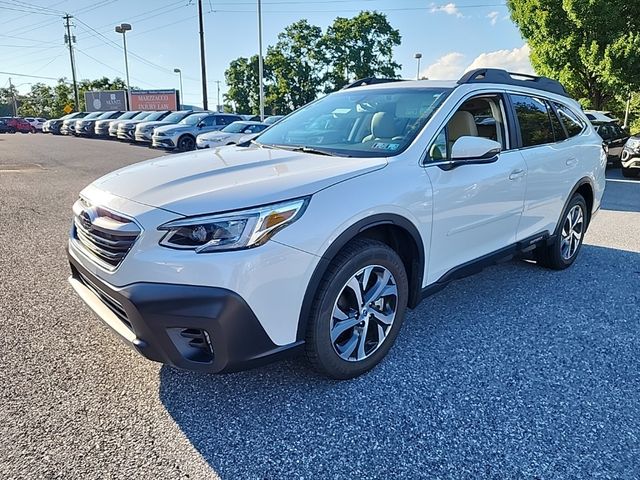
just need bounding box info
[296,214,425,341]
[554,177,595,236]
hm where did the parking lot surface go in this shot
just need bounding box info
[1,133,639,479]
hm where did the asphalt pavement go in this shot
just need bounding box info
[1,133,639,479]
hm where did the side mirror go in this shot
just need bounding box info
[451,136,502,161]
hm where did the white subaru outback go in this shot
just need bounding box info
[68,69,606,379]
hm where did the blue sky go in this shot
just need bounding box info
[0,0,532,107]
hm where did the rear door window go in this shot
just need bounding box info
[510,95,555,147]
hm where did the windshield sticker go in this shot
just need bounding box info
[372,142,400,151]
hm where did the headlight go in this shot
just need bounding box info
[158,198,309,252]
[626,138,640,151]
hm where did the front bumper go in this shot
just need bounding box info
[135,131,152,143]
[68,254,303,373]
[151,136,176,149]
[621,149,640,170]
[77,124,95,136]
[117,129,136,141]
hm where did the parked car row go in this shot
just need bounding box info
[42,110,282,152]
[0,116,42,133]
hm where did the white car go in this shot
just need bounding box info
[24,117,46,132]
[68,69,606,379]
[196,121,269,148]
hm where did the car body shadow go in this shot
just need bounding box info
[159,245,640,479]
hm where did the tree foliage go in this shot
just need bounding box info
[507,0,640,109]
[224,11,402,114]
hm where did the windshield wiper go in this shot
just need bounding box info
[268,144,345,157]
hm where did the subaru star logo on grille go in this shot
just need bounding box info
[79,206,99,229]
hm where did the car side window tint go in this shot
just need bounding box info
[202,116,216,127]
[510,95,555,147]
[554,103,584,138]
[547,102,567,142]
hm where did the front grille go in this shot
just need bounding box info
[77,271,133,331]
[72,198,141,270]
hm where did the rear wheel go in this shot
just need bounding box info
[535,193,587,270]
[305,239,408,379]
[177,135,196,152]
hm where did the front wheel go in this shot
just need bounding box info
[305,239,408,379]
[535,193,587,270]
[176,135,196,152]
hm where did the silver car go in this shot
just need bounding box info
[108,111,150,138]
[116,110,170,141]
[134,110,199,143]
[151,113,242,151]
[196,121,269,149]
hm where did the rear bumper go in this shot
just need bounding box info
[68,254,302,373]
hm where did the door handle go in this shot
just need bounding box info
[566,157,578,166]
[509,169,526,180]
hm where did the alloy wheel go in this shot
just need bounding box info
[560,204,584,260]
[330,265,398,362]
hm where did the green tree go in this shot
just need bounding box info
[18,83,54,117]
[266,19,324,111]
[224,55,276,114]
[507,0,640,109]
[321,11,402,91]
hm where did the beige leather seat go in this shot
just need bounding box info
[448,111,478,145]
[362,112,402,143]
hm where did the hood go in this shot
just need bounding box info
[154,123,192,135]
[90,145,387,216]
[120,119,145,128]
[95,118,115,127]
[199,131,230,140]
[137,120,170,130]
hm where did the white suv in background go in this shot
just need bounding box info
[68,69,606,379]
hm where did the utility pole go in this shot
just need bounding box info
[197,0,208,110]
[215,80,221,112]
[63,14,79,110]
[115,23,132,109]
[8,78,17,116]
[257,0,265,120]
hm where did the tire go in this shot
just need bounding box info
[622,167,638,178]
[305,239,409,379]
[177,135,196,152]
[535,193,588,270]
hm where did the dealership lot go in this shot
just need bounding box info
[1,133,639,479]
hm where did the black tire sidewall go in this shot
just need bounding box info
[178,135,195,151]
[307,240,409,379]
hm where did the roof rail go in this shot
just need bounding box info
[341,77,406,90]
[458,68,569,97]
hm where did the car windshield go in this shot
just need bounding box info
[133,111,152,120]
[180,114,207,125]
[222,122,251,133]
[84,112,103,119]
[256,87,450,157]
[118,111,139,119]
[143,111,167,121]
[98,111,117,119]
[162,111,190,123]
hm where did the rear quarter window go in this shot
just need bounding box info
[554,103,585,138]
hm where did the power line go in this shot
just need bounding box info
[0,70,69,82]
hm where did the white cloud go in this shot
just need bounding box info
[429,3,463,18]
[421,52,466,80]
[419,45,534,80]
[465,45,534,75]
[487,11,500,26]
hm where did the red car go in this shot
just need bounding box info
[0,117,35,133]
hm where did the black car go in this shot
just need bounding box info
[0,118,12,134]
[621,135,640,178]
[593,121,629,166]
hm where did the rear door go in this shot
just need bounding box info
[510,94,583,240]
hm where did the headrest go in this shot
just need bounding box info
[371,112,399,139]
[448,111,478,141]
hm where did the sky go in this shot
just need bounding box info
[0,0,533,108]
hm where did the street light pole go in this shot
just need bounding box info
[414,53,422,80]
[215,80,221,112]
[197,0,209,110]
[174,68,183,109]
[257,0,265,120]
[115,23,132,109]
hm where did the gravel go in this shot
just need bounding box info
[1,133,639,479]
